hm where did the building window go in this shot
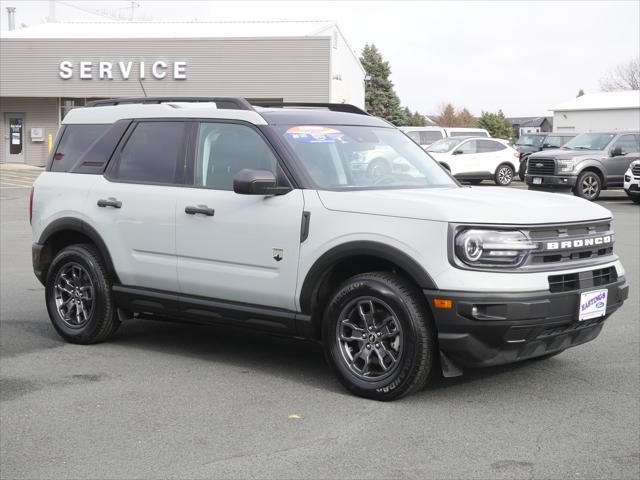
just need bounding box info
[60,98,85,121]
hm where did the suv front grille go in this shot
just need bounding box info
[633,164,640,177]
[524,220,615,268]
[527,157,555,175]
[548,266,617,293]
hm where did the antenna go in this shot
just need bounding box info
[138,78,148,97]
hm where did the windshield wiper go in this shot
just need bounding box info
[571,146,592,150]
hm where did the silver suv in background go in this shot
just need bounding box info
[525,131,640,200]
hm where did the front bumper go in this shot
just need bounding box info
[624,176,640,198]
[525,174,577,188]
[424,276,628,369]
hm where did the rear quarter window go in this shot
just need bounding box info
[50,124,109,172]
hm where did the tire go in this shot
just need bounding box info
[322,272,436,401]
[630,195,640,204]
[573,170,601,201]
[367,158,391,178]
[45,244,120,344]
[494,163,514,186]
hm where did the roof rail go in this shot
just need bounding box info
[85,97,254,111]
[251,101,369,116]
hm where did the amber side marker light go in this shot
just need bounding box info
[433,298,453,310]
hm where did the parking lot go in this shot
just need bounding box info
[1,174,638,479]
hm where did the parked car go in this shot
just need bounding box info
[426,136,520,185]
[623,159,640,203]
[31,98,628,400]
[401,126,491,148]
[515,132,577,180]
[525,131,640,200]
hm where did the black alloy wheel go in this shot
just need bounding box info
[45,244,120,344]
[323,272,436,400]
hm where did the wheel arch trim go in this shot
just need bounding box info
[37,217,119,282]
[298,241,438,314]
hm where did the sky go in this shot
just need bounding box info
[1,0,638,117]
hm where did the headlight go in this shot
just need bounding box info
[454,229,538,268]
[557,158,576,174]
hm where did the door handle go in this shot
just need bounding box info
[97,198,122,208]
[185,205,215,216]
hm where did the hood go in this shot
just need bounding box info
[317,186,611,224]
[530,148,605,160]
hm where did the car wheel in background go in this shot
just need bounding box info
[45,244,120,344]
[573,171,601,201]
[323,272,436,401]
[494,164,514,186]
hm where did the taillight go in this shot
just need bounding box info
[29,187,34,225]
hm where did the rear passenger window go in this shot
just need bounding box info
[50,124,108,172]
[421,131,443,143]
[113,122,186,184]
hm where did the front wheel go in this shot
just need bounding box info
[45,244,120,344]
[494,164,514,186]
[322,272,436,401]
[573,171,601,201]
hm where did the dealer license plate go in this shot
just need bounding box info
[578,289,608,321]
[533,177,542,185]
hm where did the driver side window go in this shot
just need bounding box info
[612,135,639,156]
[195,123,278,190]
[457,140,477,154]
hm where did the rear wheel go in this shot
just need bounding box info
[494,164,514,186]
[573,171,601,201]
[323,272,436,401]
[45,244,120,344]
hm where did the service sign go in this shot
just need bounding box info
[58,60,187,80]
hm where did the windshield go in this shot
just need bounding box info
[278,125,456,190]
[563,133,615,151]
[516,135,545,147]
[426,138,462,153]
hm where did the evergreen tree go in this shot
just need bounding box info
[478,110,512,140]
[360,44,407,126]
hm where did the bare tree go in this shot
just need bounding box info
[600,57,640,91]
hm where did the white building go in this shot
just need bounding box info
[0,20,365,165]
[551,91,640,133]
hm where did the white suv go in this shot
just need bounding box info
[426,136,520,185]
[31,98,629,400]
[624,160,640,203]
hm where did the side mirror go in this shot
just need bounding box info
[610,146,623,157]
[233,169,290,195]
[452,150,463,155]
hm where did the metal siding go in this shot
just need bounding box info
[0,37,331,101]
[1,97,58,165]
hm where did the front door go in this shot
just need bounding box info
[175,121,304,311]
[605,134,640,186]
[4,113,25,163]
[449,139,480,176]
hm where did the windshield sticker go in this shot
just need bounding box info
[286,126,345,143]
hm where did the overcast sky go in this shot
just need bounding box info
[1,0,638,116]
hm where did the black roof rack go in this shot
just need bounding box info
[251,101,369,116]
[85,97,254,110]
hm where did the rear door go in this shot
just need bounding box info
[87,120,188,292]
[175,121,304,311]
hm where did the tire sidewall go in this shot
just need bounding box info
[495,163,514,186]
[45,246,111,341]
[323,277,426,399]
[575,171,601,200]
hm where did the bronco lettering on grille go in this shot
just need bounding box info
[546,235,612,250]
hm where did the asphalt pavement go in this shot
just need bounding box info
[1,180,638,480]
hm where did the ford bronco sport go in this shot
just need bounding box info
[31,98,629,400]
